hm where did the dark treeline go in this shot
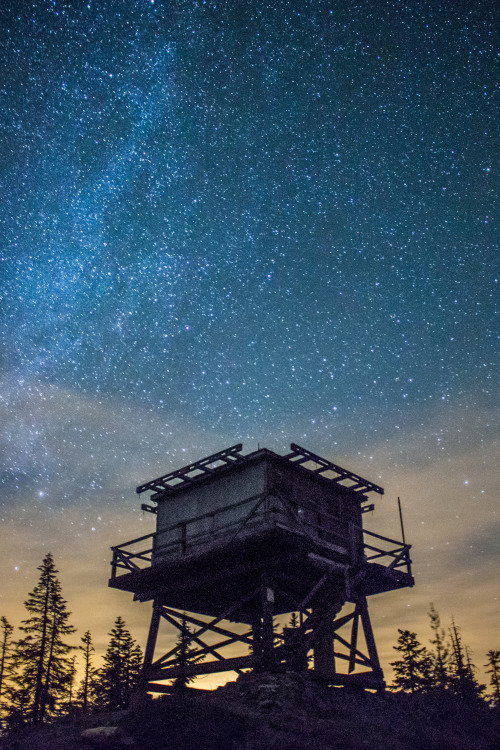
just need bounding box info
[0,554,143,731]
[390,603,500,704]
[0,555,499,734]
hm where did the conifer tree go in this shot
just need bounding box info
[78,630,96,711]
[289,612,299,628]
[0,616,14,718]
[428,603,449,688]
[484,650,500,706]
[391,629,434,694]
[173,615,203,690]
[449,619,467,688]
[96,617,142,710]
[448,619,483,700]
[4,667,32,732]
[11,553,75,723]
[283,611,306,670]
[62,656,77,714]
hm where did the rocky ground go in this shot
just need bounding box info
[1,672,499,750]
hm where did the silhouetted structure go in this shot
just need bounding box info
[109,444,413,691]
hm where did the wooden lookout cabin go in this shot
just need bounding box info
[109,444,413,691]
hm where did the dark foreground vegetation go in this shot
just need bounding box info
[1,671,499,750]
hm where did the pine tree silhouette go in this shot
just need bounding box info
[391,629,434,694]
[428,603,449,688]
[78,630,96,711]
[448,619,483,700]
[0,617,14,719]
[96,617,142,710]
[11,553,75,723]
[484,650,500,706]
[173,615,204,690]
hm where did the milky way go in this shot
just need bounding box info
[0,0,498,677]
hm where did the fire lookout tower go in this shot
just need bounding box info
[109,444,413,691]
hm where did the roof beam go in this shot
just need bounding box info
[136,443,244,496]
[287,443,384,496]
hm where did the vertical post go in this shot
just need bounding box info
[312,606,335,679]
[397,497,406,545]
[251,614,262,668]
[261,573,275,670]
[398,497,412,576]
[357,598,384,680]
[348,606,359,674]
[143,602,162,674]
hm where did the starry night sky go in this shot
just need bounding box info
[1,0,498,682]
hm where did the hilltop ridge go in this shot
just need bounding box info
[2,672,499,750]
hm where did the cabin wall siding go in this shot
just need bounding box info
[152,456,363,564]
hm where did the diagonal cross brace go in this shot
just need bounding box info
[156,609,226,666]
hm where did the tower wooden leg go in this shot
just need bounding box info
[358,598,384,680]
[261,579,275,669]
[143,601,162,673]
[313,617,335,679]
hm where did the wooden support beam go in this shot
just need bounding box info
[357,598,383,678]
[157,609,226,665]
[332,632,373,669]
[158,635,248,667]
[298,570,332,611]
[348,608,359,674]
[147,654,256,680]
[260,575,275,669]
[312,606,335,680]
[148,591,259,669]
[143,603,161,671]
[160,605,254,646]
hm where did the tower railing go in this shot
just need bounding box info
[110,531,154,579]
[110,493,412,581]
[363,528,412,574]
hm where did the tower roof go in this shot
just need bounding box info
[136,443,384,501]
